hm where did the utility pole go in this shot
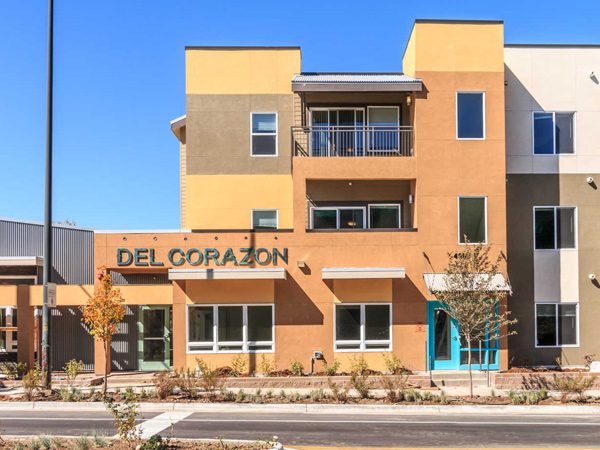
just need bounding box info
[42,0,54,388]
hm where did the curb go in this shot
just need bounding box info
[0,401,599,414]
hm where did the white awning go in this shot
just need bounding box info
[322,267,406,280]
[0,256,43,267]
[423,273,511,296]
[168,268,286,281]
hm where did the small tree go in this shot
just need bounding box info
[434,243,517,397]
[81,267,126,395]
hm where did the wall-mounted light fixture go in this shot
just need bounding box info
[589,273,596,281]
[297,261,306,268]
[587,177,594,184]
[406,94,412,107]
[409,194,414,204]
[590,71,596,79]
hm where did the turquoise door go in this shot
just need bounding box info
[138,306,171,371]
[427,301,499,371]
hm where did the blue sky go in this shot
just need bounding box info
[0,0,598,230]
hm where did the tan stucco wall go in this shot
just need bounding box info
[505,46,600,174]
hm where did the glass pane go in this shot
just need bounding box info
[188,344,213,352]
[11,308,17,327]
[368,108,398,126]
[143,339,165,362]
[434,310,452,360]
[188,307,213,342]
[457,93,484,139]
[558,304,577,346]
[555,113,574,154]
[366,343,390,350]
[218,306,243,342]
[536,304,557,346]
[459,197,486,243]
[143,309,164,339]
[252,113,276,133]
[252,210,277,229]
[336,343,361,350]
[460,351,481,365]
[311,111,330,157]
[252,135,276,156]
[313,209,337,229]
[249,344,273,351]
[534,112,554,154]
[0,310,4,327]
[557,207,576,249]
[339,209,364,229]
[248,306,272,342]
[365,305,390,340]
[370,205,400,228]
[535,208,555,249]
[336,305,361,341]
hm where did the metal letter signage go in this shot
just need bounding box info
[117,247,288,267]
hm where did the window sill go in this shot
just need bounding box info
[534,345,579,349]
[334,348,392,353]
[307,228,417,233]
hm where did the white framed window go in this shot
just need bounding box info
[186,304,274,353]
[251,112,277,157]
[310,207,366,230]
[535,303,579,348]
[334,303,392,352]
[458,196,487,244]
[532,111,576,155]
[251,209,278,230]
[368,204,401,229]
[533,206,577,250]
[456,92,485,140]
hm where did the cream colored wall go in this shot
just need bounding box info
[534,251,579,302]
[0,286,18,307]
[505,47,600,174]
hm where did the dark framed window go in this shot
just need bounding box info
[311,207,366,230]
[251,113,277,156]
[536,303,578,347]
[457,92,485,139]
[534,206,576,250]
[251,209,278,229]
[369,204,400,228]
[533,112,575,155]
[334,303,391,351]
[458,197,487,244]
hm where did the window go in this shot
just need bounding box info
[456,92,485,139]
[311,207,366,230]
[251,113,277,156]
[334,303,391,351]
[187,304,274,353]
[536,303,578,347]
[534,206,577,250]
[251,209,278,229]
[458,197,487,244]
[533,112,575,155]
[369,204,401,228]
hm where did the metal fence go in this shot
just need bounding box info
[292,126,414,157]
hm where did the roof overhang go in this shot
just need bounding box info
[291,73,422,93]
[170,115,186,141]
[423,273,511,297]
[292,83,421,92]
[0,256,43,267]
[168,268,286,281]
[322,267,406,280]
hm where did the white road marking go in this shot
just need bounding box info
[128,411,193,439]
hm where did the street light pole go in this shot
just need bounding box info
[42,0,54,388]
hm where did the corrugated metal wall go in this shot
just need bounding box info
[111,305,139,371]
[0,219,94,285]
[51,306,95,371]
[110,272,170,285]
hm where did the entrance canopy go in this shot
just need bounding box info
[168,268,286,281]
[0,256,43,266]
[423,273,511,296]
[322,267,406,280]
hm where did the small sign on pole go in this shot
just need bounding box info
[47,282,57,308]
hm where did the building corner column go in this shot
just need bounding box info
[172,280,187,371]
[16,286,35,368]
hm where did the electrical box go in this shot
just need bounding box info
[313,350,324,360]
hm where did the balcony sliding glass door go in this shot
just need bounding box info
[310,108,365,156]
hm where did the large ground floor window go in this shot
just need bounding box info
[334,303,391,351]
[535,302,579,347]
[187,304,274,353]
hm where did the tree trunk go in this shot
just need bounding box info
[467,339,473,398]
[103,340,108,396]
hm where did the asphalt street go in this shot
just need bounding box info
[0,410,599,448]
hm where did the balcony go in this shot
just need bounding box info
[292,126,414,158]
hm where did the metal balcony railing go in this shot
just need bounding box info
[292,126,414,157]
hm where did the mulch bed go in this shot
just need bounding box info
[504,367,589,373]
[0,438,272,450]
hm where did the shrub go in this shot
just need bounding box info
[279,390,286,399]
[235,390,246,402]
[64,359,85,383]
[349,355,369,375]
[152,371,176,400]
[199,366,225,400]
[1,362,28,380]
[554,373,597,403]
[38,435,52,450]
[440,390,448,405]
[382,353,403,374]
[539,387,548,400]
[140,434,168,450]
[349,370,373,399]
[378,373,408,403]
[323,359,340,376]
[104,390,142,446]
[74,436,91,450]
[230,354,248,377]
[216,366,233,377]
[259,355,277,375]
[404,389,422,403]
[22,364,41,400]
[59,386,82,402]
[289,359,304,376]
[14,441,26,450]
[173,368,200,399]
[309,389,326,401]
[30,437,41,450]
[91,430,109,448]
[223,389,236,402]
[327,377,349,403]
[195,357,209,374]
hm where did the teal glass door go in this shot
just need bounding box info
[138,306,171,371]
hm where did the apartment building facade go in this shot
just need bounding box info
[4,20,596,374]
[504,45,600,366]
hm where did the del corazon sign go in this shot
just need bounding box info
[117,247,288,267]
